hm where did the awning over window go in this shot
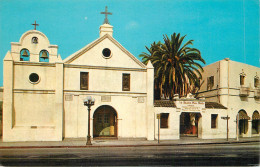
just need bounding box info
[239,111,250,120]
[252,112,260,120]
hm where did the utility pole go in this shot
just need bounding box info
[157,114,160,144]
[236,113,239,141]
[221,115,230,141]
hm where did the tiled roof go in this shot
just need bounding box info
[205,102,227,109]
[154,100,227,109]
[154,100,176,107]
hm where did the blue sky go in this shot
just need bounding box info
[0,0,259,86]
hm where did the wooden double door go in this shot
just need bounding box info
[93,106,117,137]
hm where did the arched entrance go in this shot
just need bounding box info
[180,112,202,137]
[93,105,117,138]
[238,110,250,136]
[252,111,260,135]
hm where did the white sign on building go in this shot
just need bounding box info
[175,100,205,112]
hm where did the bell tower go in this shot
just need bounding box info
[99,6,113,37]
[10,21,60,63]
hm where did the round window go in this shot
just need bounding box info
[102,48,111,58]
[29,73,40,83]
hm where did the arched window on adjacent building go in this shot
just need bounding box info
[254,75,259,88]
[20,49,30,61]
[252,111,260,135]
[39,50,49,62]
[238,110,250,136]
[240,70,246,86]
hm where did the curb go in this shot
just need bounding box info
[0,140,259,149]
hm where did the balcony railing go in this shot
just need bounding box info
[239,87,250,97]
[254,88,260,98]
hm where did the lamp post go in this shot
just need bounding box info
[84,96,95,145]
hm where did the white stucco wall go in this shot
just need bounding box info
[198,58,260,138]
[154,107,180,140]
[64,67,147,93]
[155,107,228,140]
[64,94,147,139]
[2,30,63,141]
[200,109,228,139]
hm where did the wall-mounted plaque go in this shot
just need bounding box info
[65,94,73,101]
[138,97,144,103]
[101,96,111,102]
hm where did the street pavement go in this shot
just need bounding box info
[0,142,259,166]
[0,136,259,148]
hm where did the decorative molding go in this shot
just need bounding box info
[198,87,255,94]
[64,64,146,72]
[14,62,56,67]
[201,94,256,99]
[13,125,55,129]
[64,90,146,95]
[14,89,55,94]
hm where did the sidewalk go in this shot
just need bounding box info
[0,137,259,149]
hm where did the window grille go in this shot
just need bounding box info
[80,72,89,90]
[160,113,169,128]
[122,73,130,91]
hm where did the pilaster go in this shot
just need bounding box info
[219,58,229,108]
[3,51,14,141]
[247,121,252,137]
[55,62,64,140]
[146,61,154,140]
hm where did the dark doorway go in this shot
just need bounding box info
[238,110,249,136]
[180,112,202,137]
[252,111,260,135]
[93,105,117,138]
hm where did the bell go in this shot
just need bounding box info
[22,51,29,57]
[40,51,48,60]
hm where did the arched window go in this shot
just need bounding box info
[239,70,246,86]
[255,76,259,88]
[32,37,38,44]
[20,49,30,61]
[252,111,260,134]
[39,50,49,62]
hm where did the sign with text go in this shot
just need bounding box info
[175,101,205,112]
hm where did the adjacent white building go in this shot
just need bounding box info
[197,58,260,138]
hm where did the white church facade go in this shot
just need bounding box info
[2,9,258,142]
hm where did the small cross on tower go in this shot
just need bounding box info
[32,21,39,30]
[100,6,112,24]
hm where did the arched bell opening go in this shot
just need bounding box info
[93,105,117,138]
[20,48,30,61]
[39,50,49,62]
[252,111,260,135]
[180,112,202,138]
[238,110,250,136]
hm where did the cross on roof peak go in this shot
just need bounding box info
[100,6,112,24]
[32,21,39,30]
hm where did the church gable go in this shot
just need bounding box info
[64,34,145,68]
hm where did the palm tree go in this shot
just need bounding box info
[140,33,205,100]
